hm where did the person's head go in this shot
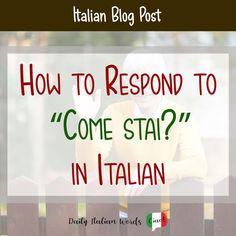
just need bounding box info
[123,52,167,115]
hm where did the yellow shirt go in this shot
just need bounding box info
[76,99,207,216]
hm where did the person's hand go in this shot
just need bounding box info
[124,169,149,196]
[73,85,101,118]
[125,183,149,196]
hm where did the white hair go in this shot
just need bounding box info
[123,53,167,74]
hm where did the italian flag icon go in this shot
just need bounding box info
[146,212,168,231]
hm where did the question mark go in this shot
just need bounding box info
[161,109,176,140]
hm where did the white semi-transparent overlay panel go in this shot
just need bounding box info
[7,53,229,196]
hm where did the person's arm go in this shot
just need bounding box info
[73,85,113,168]
[75,106,113,169]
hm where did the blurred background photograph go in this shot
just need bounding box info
[0,32,235,236]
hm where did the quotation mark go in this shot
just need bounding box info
[51,112,63,123]
[179,112,191,122]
